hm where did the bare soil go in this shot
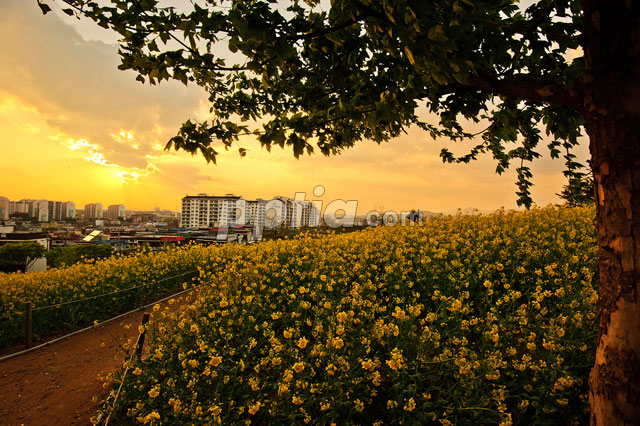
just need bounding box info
[0,297,187,426]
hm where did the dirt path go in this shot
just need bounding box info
[0,295,191,426]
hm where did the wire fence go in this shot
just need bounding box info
[0,278,211,363]
[95,278,218,425]
[0,269,201,349]
[31,270,197,312]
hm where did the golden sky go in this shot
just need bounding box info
[0,1,589,213]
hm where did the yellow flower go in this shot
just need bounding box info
[404,397,416,412]
[331,337,344,349]
[297,336,309,349]
[148,387,160,398]
[293,362,305,373]
[278,383,290,395]
[142,411,160,424]
[292,396,303,405]
[361,359,375,371]
[132,367,142,376]
[248,402,262,415]
[386,348,406,370]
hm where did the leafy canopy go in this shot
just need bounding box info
[0,242,46,273]
[40,0,585,207]
[45,244,114,269]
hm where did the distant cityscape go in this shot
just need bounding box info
[0,196,178,224]
[0,192,329,272]
[0,192,481,273]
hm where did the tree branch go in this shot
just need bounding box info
[287,12,370,41]
[350,0,387,21]
[437,72,581,109]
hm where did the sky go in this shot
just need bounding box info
[0,0,590,214]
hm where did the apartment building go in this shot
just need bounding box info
[84,203,103,219]
[302,201,321,227]
[180,194,247,229]
[45,201,76,221]
[107,204,126,220]
[61,202,76,220]
[0,197,9,221]
[247,199,267,239]
[10,199,34,217]
[48,201,60,222]
[272,197,320,228]
[33,200,49,222]
[181,193,321,237]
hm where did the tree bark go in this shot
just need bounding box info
[583,1,640,424]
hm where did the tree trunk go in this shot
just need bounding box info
[583,2,640,424]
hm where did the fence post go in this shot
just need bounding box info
[25,302,32,349]
[135,313,150,359]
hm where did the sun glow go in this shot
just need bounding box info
[65,137,155,184]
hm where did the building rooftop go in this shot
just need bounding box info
[183,194,242,200]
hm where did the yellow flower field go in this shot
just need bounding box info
[95,206,598,425]
[0,245,206,346]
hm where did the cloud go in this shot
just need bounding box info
[0,0,205,171]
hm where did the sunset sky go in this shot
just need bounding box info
[0,0,590,214]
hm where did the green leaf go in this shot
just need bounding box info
[428,25,448,43]
[37,1,52,15]
[404,47,416,66]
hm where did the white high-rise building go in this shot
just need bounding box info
[301,201,321,227]
[180,194,248,229]
[107,204,126,220]
[181,193,321,235]
[271,197,320,228]
[308,203,321,227]
[265,197,288,229]
[11,200,34,216]
[33,200,49,222]
[84,203,103,219]
[61,202,76,220]
[48,201,61,221]
[1,198,77,222]
[247,199,267,239]
[0,197,9,221]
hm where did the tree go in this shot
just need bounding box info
[0,241,46,273]
[38,1,639,423]
[557,171,595,207]
[45,244,114,269]
[557,153,594,206]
